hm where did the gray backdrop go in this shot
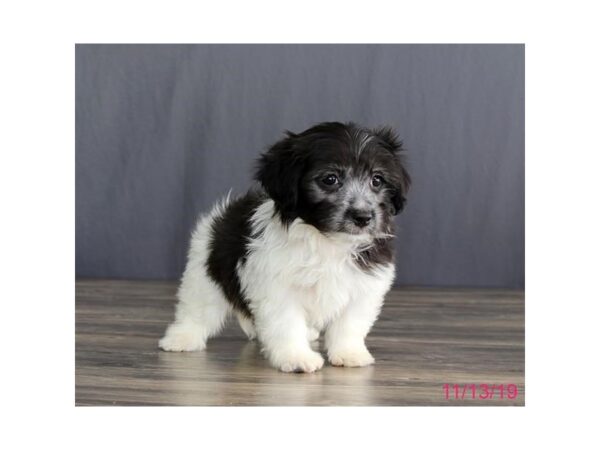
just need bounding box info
[76,44,524,288]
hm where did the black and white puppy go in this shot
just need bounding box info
[159,121,410,372]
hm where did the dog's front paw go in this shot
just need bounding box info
[328,346,375,367]
[272,349,325,373]
[159,324,205,352]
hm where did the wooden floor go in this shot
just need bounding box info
[75,279,524,406]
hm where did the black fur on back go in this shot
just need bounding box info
[205,188,266,317]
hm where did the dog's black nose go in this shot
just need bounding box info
[349,209,373,228]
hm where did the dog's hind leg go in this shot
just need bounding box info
[159,266,231,352]
[307,327,320,342]
[236,312,257,341]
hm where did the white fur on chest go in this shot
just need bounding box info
[237,200,395,329]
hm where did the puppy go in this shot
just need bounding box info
[159,121,410,372]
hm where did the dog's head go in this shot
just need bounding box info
[256,122,410,239]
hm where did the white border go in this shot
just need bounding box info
[1,1,599,449]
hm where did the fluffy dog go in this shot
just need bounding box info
[159,121,410,372]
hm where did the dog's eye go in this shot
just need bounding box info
[371,175,384,188]
[322,174,339,186]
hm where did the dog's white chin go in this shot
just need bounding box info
[326,230,374,246]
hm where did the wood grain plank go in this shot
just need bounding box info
[75,279,524,406]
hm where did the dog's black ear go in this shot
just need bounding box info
[374,126,411,215]
[255,131,306,223]
[391,163,411,214]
